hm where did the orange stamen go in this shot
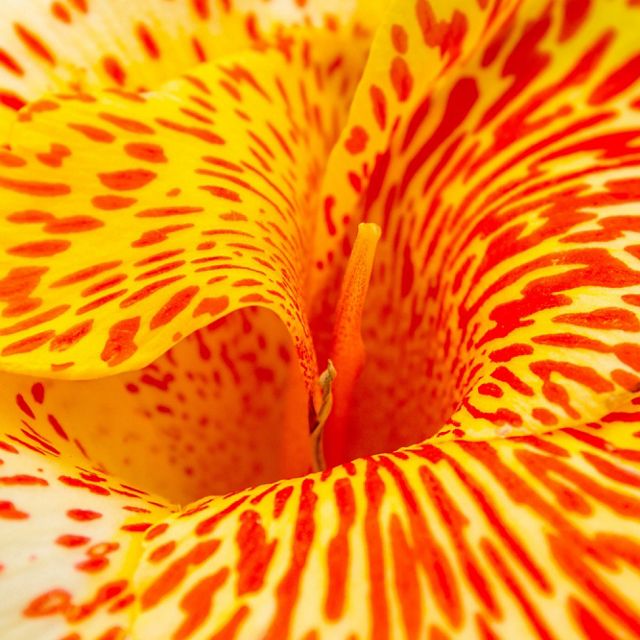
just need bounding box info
[323,223,380,467]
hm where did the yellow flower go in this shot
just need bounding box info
[2,0,640,638]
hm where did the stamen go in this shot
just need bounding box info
[322,223,380,467]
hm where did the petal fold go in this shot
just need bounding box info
[0,30,368,385]
[313,0,640,457]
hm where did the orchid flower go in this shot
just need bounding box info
[2,0,640,638]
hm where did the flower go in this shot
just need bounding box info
[2,0,640,638]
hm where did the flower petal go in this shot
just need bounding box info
[313,0,640,456]
[0,30,368,384]
[0,0,384,138]
[128,416,640,639]
[0,379,172,640]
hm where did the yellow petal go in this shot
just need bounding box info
[128,415,640,639]
[0,0,384,139]
[0,29,369,386]
[312,0,640,458]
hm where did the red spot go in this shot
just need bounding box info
[193,296,229,318]
[360,462,394,637]
[48,215,103,233]
[51,261,122,287]
[0,48,23,75]
[0,151,26,167]
[14,24,55,64]
[196,496,248,536]
[156,118,224,144]
[489,344,534,362]
[98,168,156,191]
[135,206,203,218]
[236,510,276,595]
[2,331,55,356]
[174,568,229,640]
[59,476,110,496]
[390,57,413,102]
[569,596,618,640]
[391,24,408,53]
[532,408,558,425]
[16,393,34,417]
[490,366,533,396]
[273,486,293,518]
[555,307,640,332]
[51,2,72,23]
[0,91,26,111]
[325,478,355,620]
[68,123,115,143]
[192,37,206,62]
[0,500,28,519]
[415,2,467,63]
[559,0,591,42]
[369,85,387,130]
[23,589,71,617]
[31,382,45,403]
[50,320,94,352]
[67,509,102,521]
[145,523,168,541]
[121,522,152,532]
[7,238,71,258]
[124,143,167,163]
[344,126,369,154]
[36,143,71,168]
[192,0,210,19]
[101,317,141,367]
[0,474,47,486]
[56,534,90,548]
[137,23,160,59]
[90,195,135,213]
[478,383,503,398]
[200,185,241,202]
[150,286,199,330]
[99,112,155,134]
[400,244,414,298]
[149,541,176,562]
[77,557,109,573]
[263,480,317,640]
[102,56,127,86]
[0,174,70,197]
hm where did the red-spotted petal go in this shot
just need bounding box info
[0,0,384,138]
[0,380,172,640]
[126,416,640,639]
[0,30,369,386]
[312,0,640,458]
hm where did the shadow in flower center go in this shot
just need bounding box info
[0,307,311,504]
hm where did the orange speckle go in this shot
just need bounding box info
[102,56,127,86]
[101,317,141,367]
[0,500,29,519]
[390,57,413,102]
[150,286,200,330]
[344,126,369,154]
[98,168,156,191]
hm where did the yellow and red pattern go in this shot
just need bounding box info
[2,0,640,639]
